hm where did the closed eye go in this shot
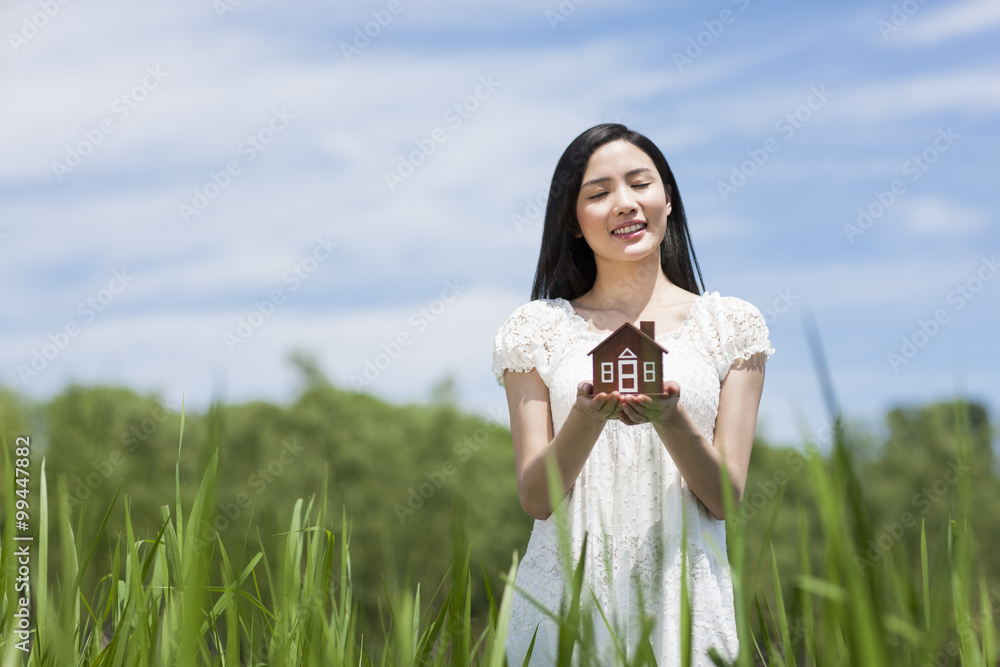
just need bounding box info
[633,182,650,189]
[588,192,608,200]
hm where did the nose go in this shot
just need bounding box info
[612,186,638,216]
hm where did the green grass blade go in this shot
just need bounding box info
[920,519,930,634]
[771,543,794,667]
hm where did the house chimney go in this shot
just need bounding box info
[639,321,655,338]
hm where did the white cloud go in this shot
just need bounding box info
[894,196,988,237]
[1,0,998,447]
[741,255,996,311]
[0,282,527,414]
[841,69,1000,122]
[893,0,1000,45]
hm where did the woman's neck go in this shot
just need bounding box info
[578,252,674,317]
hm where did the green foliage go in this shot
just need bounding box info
[0,409,524,666]
[0,380,529,633]
[0,375,998,664]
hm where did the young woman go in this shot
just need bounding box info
[492,123,775,666]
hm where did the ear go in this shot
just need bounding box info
[571,219,583,238]
[664,184,673,217]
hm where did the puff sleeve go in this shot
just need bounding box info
[695,293,775,381]
[715,295,775,379]
[491,300,565,388]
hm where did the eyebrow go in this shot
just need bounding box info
[581,167,654,189]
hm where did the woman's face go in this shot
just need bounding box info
[574,139,670,266]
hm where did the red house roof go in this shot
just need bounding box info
[587,321,670,357]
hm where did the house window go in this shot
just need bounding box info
[644,362,656,383]
[601,362,613,383]
[618,359,637,392]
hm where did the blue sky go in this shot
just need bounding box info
[1,0,998,449]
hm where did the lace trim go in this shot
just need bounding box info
[492,300,573,387]
[697,293,776,380]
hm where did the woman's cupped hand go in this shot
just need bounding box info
[575,381,681,427]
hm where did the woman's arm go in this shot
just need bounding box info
[504,369,623,520]
[620,352,767,520]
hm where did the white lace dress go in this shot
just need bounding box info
[492,291,775,667]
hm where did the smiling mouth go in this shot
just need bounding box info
[612,222,647,236]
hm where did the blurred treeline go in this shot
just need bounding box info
[1,363,998,632]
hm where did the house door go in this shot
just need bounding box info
[618,348,638,392]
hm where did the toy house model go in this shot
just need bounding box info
[588,321,669,396]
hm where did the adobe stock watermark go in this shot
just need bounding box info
[178,107,295,223]
[545,0,586,30]
[394,406,508,524]
[51,65,168,181]
[843,127,960,243]
[121,399,179,452]
[877,0,929,40]
[212,0,245,20]
[224,234,339,352]
[511,183,549,235]
[853,458,971,572]
[66,398,179,510]
[512,153,589,235]
[193,438,306,549]
[17,269,135,386]
[340,0,412,61]
[729,416,833,529]
[350,278,468,389]
[673,0,751,72]
[759,287,798,325]
[383,75,501,192]
[251,588,330,665]
[923,586,1000,666]
[8,0,72,54]
[887,254,998,372]
[717,84,833,202]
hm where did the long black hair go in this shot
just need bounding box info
[530,123,705,301]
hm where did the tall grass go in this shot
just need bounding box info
[1,388,996,665]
